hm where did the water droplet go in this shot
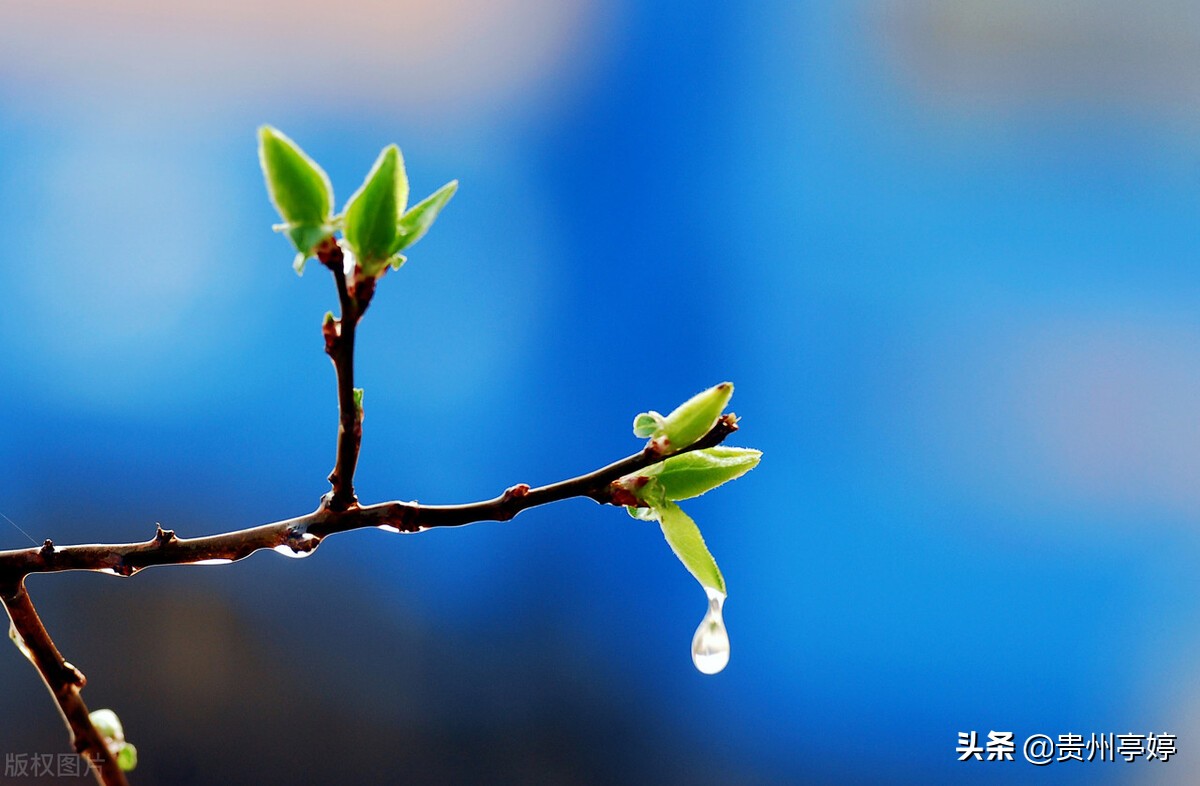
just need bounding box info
[191,558,233,566]
[9,623,32,662]
[273,532,321,559]
[95,564,140,577]
[691,587,729,675]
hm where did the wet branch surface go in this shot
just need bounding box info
[0,414,738,583]
[1,237,741,785]
[321,239,363,511]
[1,582,129,786]
[0,398,736,785]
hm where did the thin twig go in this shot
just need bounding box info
[1,580,128,786]
[318,239,363,511]
[7,228,743,785]
[0,415,738,584]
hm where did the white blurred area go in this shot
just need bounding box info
[840,3,1200,523]
[875,0,1200,120]
[902,315,1200,523]
[0,1,605,413]
[0,0,610,118]
[21,132,230,387]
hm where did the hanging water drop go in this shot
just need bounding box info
[274,529,322,559]
[691,587,729,675]
[9,622,32,662]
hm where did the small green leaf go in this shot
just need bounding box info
[659,382,733,450]
[651,447,761,501]
[657,501,725,595]
[632,411,665,439]
[283,224,333,265]
[393,180,458,253]
[116,743,138,772]
[353,387,364,417]
[343,145,408,278]
[258,126,333,258]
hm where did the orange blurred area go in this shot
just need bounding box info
[1,0,611,116]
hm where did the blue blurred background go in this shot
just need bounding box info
[2,1,1200,783]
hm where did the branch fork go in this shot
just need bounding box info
[1,278,738,784]
[2,129,758,784]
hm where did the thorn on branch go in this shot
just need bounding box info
[59,660,86,688]
[503,484,531,501]
[322,313,340,356]
[154,524,176,545]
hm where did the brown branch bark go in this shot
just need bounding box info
[5,234,743,785]
[1,580,128,786]
[0,412,736,786]
[0,414,738,583]
[318,239,363,511]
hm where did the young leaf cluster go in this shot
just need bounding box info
[258,126,457,276]
[89,709,137,772]
[621,383,761,597]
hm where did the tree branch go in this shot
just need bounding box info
[0,414,738,584]
[1,411,739,786]
[318,239,364,512]
[7,231,742,785]
[1,580,128,786]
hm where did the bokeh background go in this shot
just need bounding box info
[2,1,1199,783]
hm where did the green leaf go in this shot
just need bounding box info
[284,225,332,265]
[657,501,725,595]
[258,126,333,257]
[116,743,138,772]
[651,447,761,501]
[343,144,408,277]
[659,382,733,450]
[393,180,458,253]
[632,411,664,439]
